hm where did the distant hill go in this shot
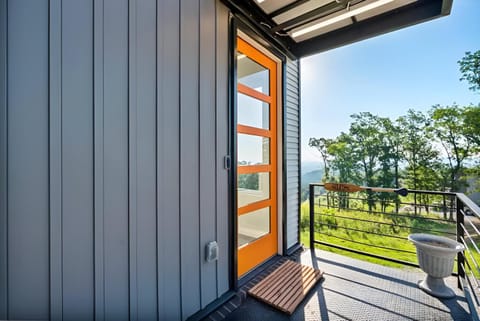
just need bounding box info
[301,161,322,175]
[300,168,323,201]
[301,169,323,188]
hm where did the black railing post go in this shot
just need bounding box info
[443,195,447,220]
[309,184,315,250]
[456,195,465,289]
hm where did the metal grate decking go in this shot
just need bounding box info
[218,249,471,321]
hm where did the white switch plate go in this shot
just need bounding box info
[206,241,218,262]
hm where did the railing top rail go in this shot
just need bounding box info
[309,183,457,196]
[456,192,480,219]
[310,183,480,217]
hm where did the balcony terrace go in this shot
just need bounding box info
[219,249,469,321]
[204,185,480,321]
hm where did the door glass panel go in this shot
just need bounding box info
[237,53,270,95]
[238,207,270,247]
[237,134,270,165]
[237,93,270,129]
[237,172,270,208]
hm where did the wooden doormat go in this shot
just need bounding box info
[248,260,324,314]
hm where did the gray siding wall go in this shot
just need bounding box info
[0,1,230,320]
[285,59,301,249]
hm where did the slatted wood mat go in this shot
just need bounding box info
[248,260,324,314]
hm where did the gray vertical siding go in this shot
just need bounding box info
[128,0,139,318]
[0,0,231,320]
[61,1,95,320]
[94,1,106,319]
[157,0,181,319]
[180,0,201,317]
[6,1,50,320]
[285,59,301,250]
[99,1,130,320]
[0,0,7,319]
[48,0,63,320]
[133,1,158,319]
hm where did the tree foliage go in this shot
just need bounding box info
[429,104,472,191]
[308,137,332,182]
[327,133,360,185]
[309,105,478,198]
[238,173,259,190]
[458,50,480,92]
[397,109,439,190]
[463,104,480,147]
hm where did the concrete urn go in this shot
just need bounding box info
[408,233,465,299]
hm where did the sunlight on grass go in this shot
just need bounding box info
[300,199,458,269]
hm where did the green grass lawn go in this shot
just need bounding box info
[300,199,458,269]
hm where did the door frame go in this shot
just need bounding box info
[229,17,286,285]
[236,35,278,277]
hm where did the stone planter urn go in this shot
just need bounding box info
[408,233,465,299]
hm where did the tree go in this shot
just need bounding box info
[327,133,359,184]
[377,117,402,212]
[349,112,384,212]
[429,104,472,192]
[327,133,360,209]
[308,137,332,182]
[327,132,357,208]
[349,113,382,185]
[238,173,258,190]
[397,109,444,216]
[458,50,480,92]
[463,104,480,147]
[309,135,359,208]
[462,104,480,193]
[397,110,440,191]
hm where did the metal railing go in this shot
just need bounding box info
[308,183,480,320]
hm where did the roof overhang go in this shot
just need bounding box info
[222,0,453,59]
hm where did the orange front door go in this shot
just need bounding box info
[236,37,278,277]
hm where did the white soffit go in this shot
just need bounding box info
[291,18,353,42]
[273,0,334,25]
[288,0,419,42]
[254,0,297,14]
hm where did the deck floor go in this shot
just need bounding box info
[222,249,471,321]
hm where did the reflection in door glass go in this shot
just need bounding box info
[237,52,270,95]
[238,207,270,247]
[237,134,269,165]
[237,172,270,208]
[237,93,270,129]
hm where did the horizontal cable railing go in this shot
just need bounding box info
[455,193,480,321]
[308,183,480,321]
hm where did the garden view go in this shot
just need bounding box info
[301,50,480,268]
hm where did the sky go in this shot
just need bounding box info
[300,0,480,163]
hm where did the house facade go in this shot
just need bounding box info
[0,0,452,320]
